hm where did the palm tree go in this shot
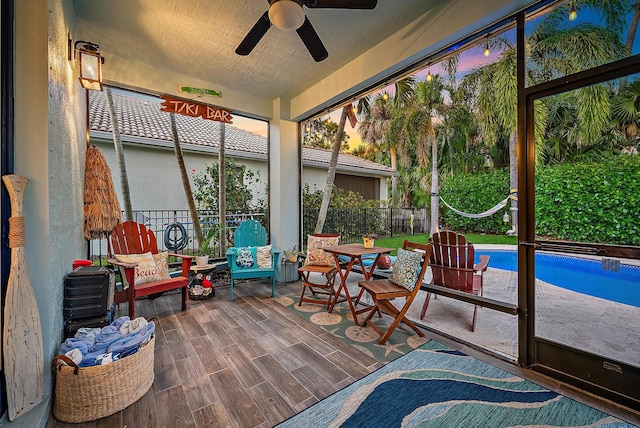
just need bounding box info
[460,5,626,233]
[358,78,415,207]
[314,105,350,233]
[394,76,446,234]
[218,123,227,253]
[105,87,133,221]
[169,113,203,245]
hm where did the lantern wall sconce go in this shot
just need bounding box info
[69,40,104,91]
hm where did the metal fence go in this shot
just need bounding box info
[302,207,429,243]
[89,207,429,261]
[89,209,267,262]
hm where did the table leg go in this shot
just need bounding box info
[328,255,356,318]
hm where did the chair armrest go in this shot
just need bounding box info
[474,255,490,273]
[169,253,194,260]
[107,258,137,269]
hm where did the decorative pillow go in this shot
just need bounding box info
[305,235,340,266]
[153,251,171,280]
[114,252,160,285]
[389,248,423,290]
[256,245,273,269]
[235,247,256,269]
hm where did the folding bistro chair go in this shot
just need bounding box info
[297,233,340,308]
[358,240,432,345]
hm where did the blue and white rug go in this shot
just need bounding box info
[277,340,636,427]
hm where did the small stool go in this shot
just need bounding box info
[297,264,338,308]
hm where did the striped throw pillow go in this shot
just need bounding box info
[256,245,272,268]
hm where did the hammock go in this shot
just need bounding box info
[440,195,510,219]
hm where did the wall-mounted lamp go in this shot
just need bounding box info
[382,92,389,102]
[305,123,311,133]
[70,40,104,91]
[426,70,433,82]
[503,211,510,224]
[569,2,577,21]
[483,36,491,57]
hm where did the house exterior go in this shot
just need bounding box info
[88,91,393,212]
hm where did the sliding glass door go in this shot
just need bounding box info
[523,60,640,410]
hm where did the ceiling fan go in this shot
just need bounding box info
[235,0,378,62]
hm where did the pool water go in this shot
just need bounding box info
[475,250,640,307]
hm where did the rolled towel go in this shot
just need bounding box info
[111,316,130,330]
[119,317,148,337]
[95,352,119,365]
[59,338,91,356]
[79,350,106,367]
[74,327,101,345]
[91,329,123,353]
[63,348,83,365]
[108,321,155,355]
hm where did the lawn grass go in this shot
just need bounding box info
[375,233,517,255]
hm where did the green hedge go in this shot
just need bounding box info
[440,156,640,245]
[440,170,511,234]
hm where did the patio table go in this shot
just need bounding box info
[323,243,394,324]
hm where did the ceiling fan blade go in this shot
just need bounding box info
[305,0,377,9]
[296,17,328,62]
[235,11,272,56]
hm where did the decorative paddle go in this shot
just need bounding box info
[2,175,45,420]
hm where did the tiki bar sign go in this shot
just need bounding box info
[160,96,233,123]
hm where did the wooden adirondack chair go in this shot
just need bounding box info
[108,221,193,318]
[419,231,489,332]
[226,219,279,301]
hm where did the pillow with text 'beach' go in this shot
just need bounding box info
[389,248,423,290]
[305,235,340,266]
[256,245,273,269]
[114,252,160,285]
[235,247,256,269]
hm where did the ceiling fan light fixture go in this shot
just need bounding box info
[269,0,305,30]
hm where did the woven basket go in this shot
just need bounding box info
[52,336,155,423]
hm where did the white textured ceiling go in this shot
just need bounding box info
[73,0,442,100]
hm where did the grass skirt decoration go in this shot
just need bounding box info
[84,146,122,240]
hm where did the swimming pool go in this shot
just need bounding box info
[475,250,640,307]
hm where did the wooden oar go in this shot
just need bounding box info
[2,175,44,421]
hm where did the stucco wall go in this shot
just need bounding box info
[13,0,86,403]
[92,140,269,212]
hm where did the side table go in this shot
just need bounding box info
[188,261,227,300]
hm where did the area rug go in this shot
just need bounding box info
[276,340,636,428]
[274,293,428,364]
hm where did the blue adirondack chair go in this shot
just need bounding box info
[226,220,280,301]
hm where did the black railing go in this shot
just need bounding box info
[89,209,267,262]
[302,207,429,243]
[89,207,429,262]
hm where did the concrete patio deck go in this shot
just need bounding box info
[332,249,640,369]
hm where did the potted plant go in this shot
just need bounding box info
[196,228,217,267]
[283,245,303,263]
[362,233,377,249]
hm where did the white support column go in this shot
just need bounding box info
[269,98,300,282]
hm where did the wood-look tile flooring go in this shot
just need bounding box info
[47,280,385,428]
[47,279,640,427]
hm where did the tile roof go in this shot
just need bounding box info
[89,91,395,176]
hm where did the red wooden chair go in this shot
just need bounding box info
[108,221,193,318]
[419,231,489,332]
